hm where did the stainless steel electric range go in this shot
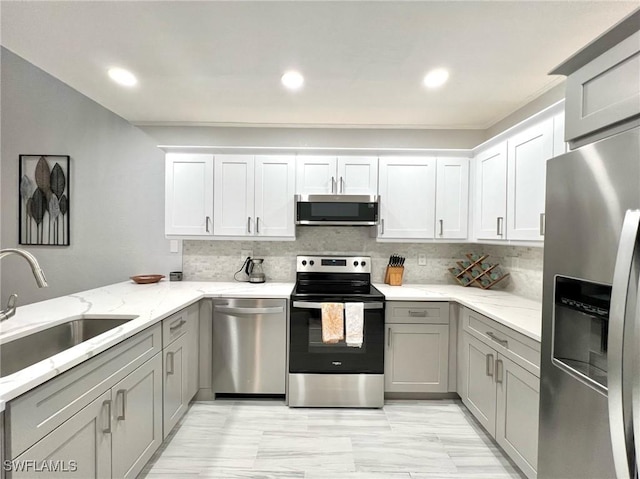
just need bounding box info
[288,255,385,408]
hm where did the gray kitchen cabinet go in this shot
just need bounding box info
[495,354,540,479]
[111,353,163,479]
[1,412,4,479]
[162,303,199,438]
[163,334,187,437]
[384,302,449,393]
[12,390,112,478]
[561,29,640,145]
[460,331,497,436]
[459,307,540,479]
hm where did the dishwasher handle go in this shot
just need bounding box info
[214,305,284,315]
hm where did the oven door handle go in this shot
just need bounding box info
[292,301,384,310]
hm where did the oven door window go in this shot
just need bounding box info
[289,303,384,374]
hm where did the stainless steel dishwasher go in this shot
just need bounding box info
[212,298,287,395]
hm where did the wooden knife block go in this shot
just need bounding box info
[384,266,404,286]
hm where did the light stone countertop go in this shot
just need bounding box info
[374,283,542,342]
[0,280,540,412]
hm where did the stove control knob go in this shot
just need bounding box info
[361,261,366,267]
[353,261,359,267]
[309,260,315,266]
[302,260,307,266]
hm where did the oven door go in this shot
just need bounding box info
[289,300,384,374]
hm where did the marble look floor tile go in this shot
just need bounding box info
[253,431,355,472]
[141,399,526,479]
[351,433,457,473]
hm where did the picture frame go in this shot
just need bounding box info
[19,154,70,246]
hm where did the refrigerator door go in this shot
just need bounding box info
[538,127,640,479]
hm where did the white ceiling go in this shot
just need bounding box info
[1,1,638,129]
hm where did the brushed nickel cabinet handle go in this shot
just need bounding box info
[256,217,260,234]
[167,352,175,375]
[486,353,494,377]
[497,216,504,236]
[103,400,112,433]
[387,328,391,348]
[169,318,186,331]
[439,219,444,237]
[486,331,508,348]
[381,218,385,235]
[247,217,252,233]
[408,310,427,317]
[540,213,545,236]
[116,389,127,420]
[331,176,336,193]
[340,176,344,193]
[495,359,504,383]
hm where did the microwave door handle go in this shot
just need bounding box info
[609,209,640,479]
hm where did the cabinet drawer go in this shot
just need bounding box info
[462,308,540,376]
[386,301,449,324]
[162,303,196,347]
[7,324,161,458]
[565,30,640,144]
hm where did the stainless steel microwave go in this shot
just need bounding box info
[295,195,379,226]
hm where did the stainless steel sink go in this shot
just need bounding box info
[0,316,137,377]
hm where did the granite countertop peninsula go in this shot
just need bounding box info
[0,280,541,411]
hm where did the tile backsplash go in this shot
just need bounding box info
[183,227,544,301]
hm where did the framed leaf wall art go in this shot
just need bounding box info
[19,155,70,246]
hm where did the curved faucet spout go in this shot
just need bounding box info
[0,248,48,288]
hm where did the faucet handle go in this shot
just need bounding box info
[7,294,17,309]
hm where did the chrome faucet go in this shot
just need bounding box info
[0,248,48,321]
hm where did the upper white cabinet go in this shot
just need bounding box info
[435,158,469,239]
[378,157,437,239]
[214,155,295,238]
[474,142,508,240]
[296,156,378,195]
[165,153,214,236]
[506,117,553,241]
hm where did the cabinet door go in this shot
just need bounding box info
[13,390,111,478]
[163,335,188,437]
[384,323,449,393]
[186,302,200,401]
[506,118,553,241]
[254,156,296,237]
[378,157,437,239]
[496,355,540,479]
[213,155,255,236]
[435,157,469,239]
[295,156,337,194]
[461,332,497,436]
[336,156,378,195]
[111,353,163,479]
[474,142,507,240]
[165,153,214,236]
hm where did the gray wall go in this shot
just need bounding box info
[183,228,543,301]
[1,48,181,305]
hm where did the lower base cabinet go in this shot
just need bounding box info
[461,331,539,479]
[163,334,188,436]
[12,354,163,479]
[13,390,112,479]
[385,323,450,393]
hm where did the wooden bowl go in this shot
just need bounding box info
[130,274,165,284]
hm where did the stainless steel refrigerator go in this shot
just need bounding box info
[538,125,640,478]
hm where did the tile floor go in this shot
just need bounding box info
[141,399,525,479]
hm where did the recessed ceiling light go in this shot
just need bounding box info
[108,67,138,87]
[423,68,449,89]
[281,70,304,90]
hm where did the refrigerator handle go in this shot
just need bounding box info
[609,209,640,479]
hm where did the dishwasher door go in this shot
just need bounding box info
[212,298,287,395]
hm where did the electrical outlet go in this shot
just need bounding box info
[169,240,179,253]
[418,253,427,266]
[240,250,253,260]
